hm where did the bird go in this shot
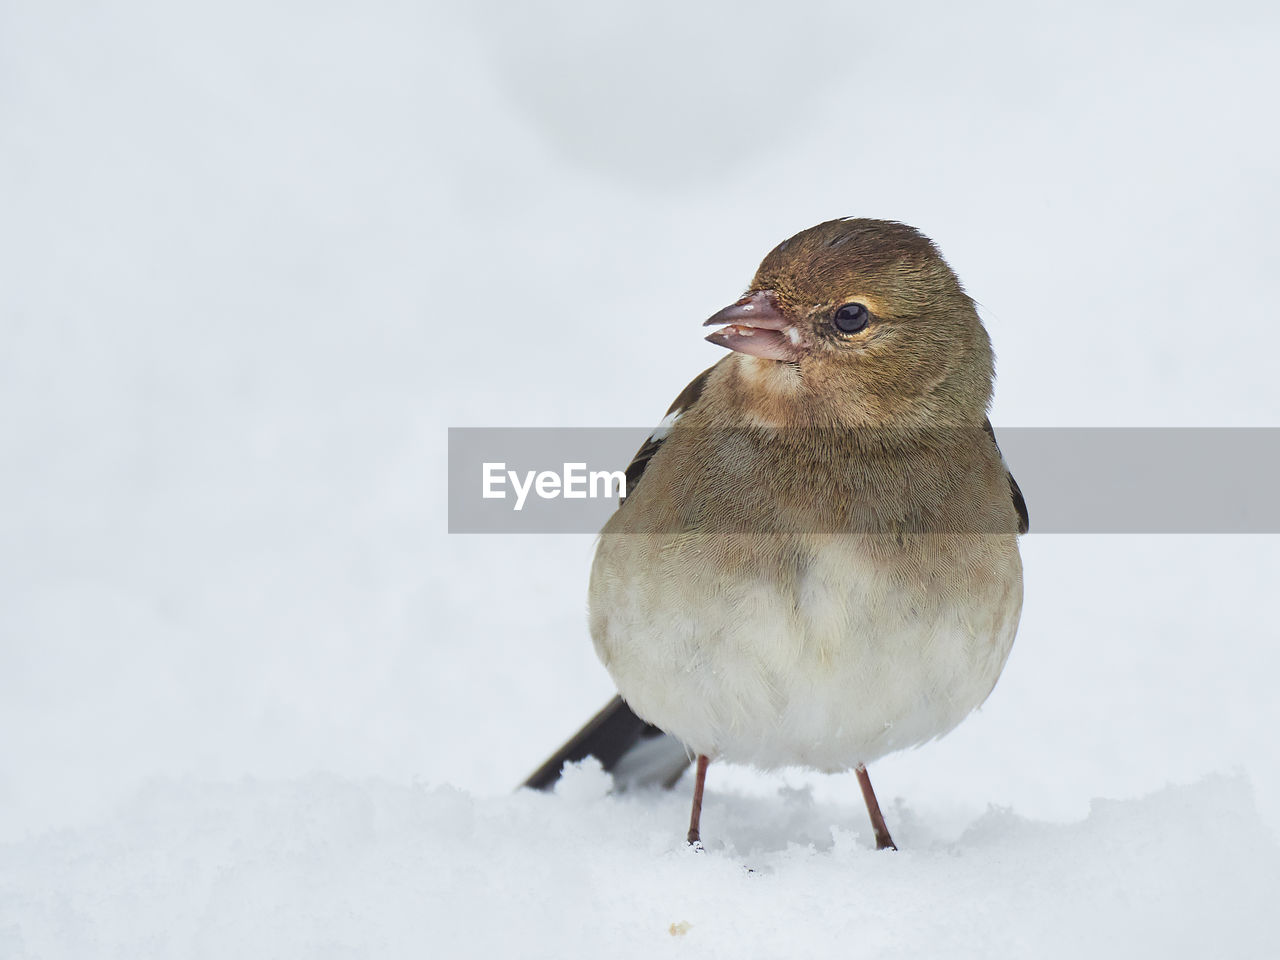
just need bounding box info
[522,218,1028,851]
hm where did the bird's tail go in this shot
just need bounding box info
[521,696,691,791]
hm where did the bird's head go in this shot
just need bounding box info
[704,219,994,430]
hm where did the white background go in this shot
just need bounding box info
[3,1,1278,955]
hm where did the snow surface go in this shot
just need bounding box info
[2,768,1278,958]
[3,0,1280,956]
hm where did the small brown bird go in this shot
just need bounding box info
[525,219,1027,850]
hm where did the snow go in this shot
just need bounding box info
[3,770,1277,957]
[3,0,1280,955]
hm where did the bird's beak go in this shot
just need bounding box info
[703,290,804,361]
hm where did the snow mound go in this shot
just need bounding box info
[2,770,1276,959]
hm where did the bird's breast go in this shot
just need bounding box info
[588,529,1022,770]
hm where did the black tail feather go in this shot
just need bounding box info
[521,696,691,791]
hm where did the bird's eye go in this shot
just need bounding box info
[833,302,869,334]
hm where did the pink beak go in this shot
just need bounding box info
[703,291,804,361]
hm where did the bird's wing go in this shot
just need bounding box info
[983,418,1029,534]
[622,366,715,501]
[520,370,717,792]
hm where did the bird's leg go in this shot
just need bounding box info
[855,764,897,851]
[686,754,710,846]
